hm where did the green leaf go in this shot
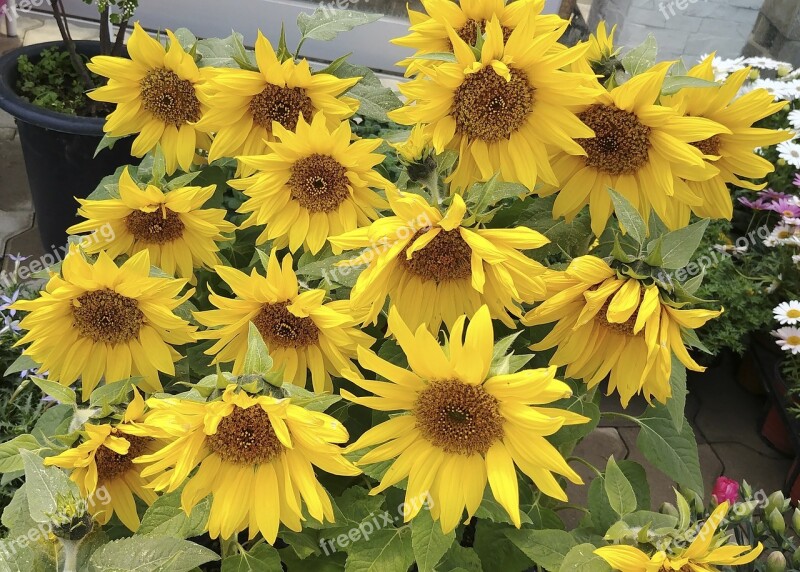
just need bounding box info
[644,236,664,267]
[342,527,414,572]
[504,529,577,571]
[332,62,402,122]
[297,8,383,42]
[558,544,611,572]
[636,406,704,496]
[4,353,39,376]
[588,461,650,535]
[549,384,600,446]
[659,220,710,270]
[138,489,211,538]
[89,378,134,411]
[94,133,124,158]
[21,449,79,524]
[195,33,249,68]
[666,357,687,431]
[411,510,454,572]
[221,543,282,571]
[661,75,718,95]
[438,544,482,572]
[88,536,219,571]
[622,35,658,76]
[243,322,273,376]
[465,175,528,215]
[474,487,532,525]
[0,435,43,473]
[30,376,76,405]
[473,519,534,572]
[609,190,646,245]
[604,457,637,517]
[282,384,342,412]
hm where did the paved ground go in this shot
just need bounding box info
[0,12,794,512]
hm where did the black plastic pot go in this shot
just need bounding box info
[0,41,132,253]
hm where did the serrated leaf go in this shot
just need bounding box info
[297,8,383,42]
[282,384,342,412]
[331,62,401,122]
[221,543,282,571]
[636,406,704,496]
[195,33,248,68]
[343,527,414,572]
[589,461,650,535]
[0,435,41,473]
[661,75,718,95]
[559,544,611,572]
[4,353,39,376]
[138,489,211,538]
[243,322,273,375]
[21,449,79,523]
[622,35,658,76]
[609,190,646,245]
[666,357,687,431]
[411,510,454,572]
[88,536,219,571]
[605,457,637,517]
[30,376,76,405]
[504,529,577,571]
[659,219,710,270]
[89,378,134,411]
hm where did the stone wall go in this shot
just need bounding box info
[744,0,800,65]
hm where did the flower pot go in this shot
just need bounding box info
[0,41,132,254]
[739,351,767,396]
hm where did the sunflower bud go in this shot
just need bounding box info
[767,551,787,572]
[50,491,93,541]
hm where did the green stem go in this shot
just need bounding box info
[220,537,240,559]
[60,539,80,572]
[294,37,307,61]
[568,455,603,479]
[600,411,641,425]
[422,170,442,207]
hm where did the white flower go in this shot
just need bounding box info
[789,110,800,131]
[778,141,800,167]
[774,326,800,354]
[781,79,800,101]
[745,56,792,71]
[793,254,800,264]
[774,301,800,325]
[785,217,800,226]
[768,274,783,293]
[744,78,788,100]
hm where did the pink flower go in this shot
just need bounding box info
[794,173,800,188]
[712,476,740,504]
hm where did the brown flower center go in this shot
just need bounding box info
[253,301,320,349]
[95,433,152,482]
[125,208,185,244]
[595,298,638,336]
[415,379,504,455]
[206,405,284,465]
[399,229,473,283]
[288,154,350,213]
[692,135,722,156]
[72,289,144,344]
[451,66,535,142]
[453,19,513,47]
[140,68,201,127]
[249,84,314,133]
[578,103,652,176]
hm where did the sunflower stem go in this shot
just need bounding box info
[422,170,442,207]
[60,538,80,572]
[221,536,240,559]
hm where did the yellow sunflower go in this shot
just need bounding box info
[523,256,722,407]
[544,62,730,234]
[12,247,196,399]
[393,0,566,76]
[88,23,208,174]
[194,249,372,392]
[135,385,359,541]
[596,502,762,571]
[661,55,792,221]
[344,306,588,533]
[572,21,621,77]
[330,189,549,333]
[194,31,359,171]
[388,16,599,192]
[67,167,235,281]
[44,390,158,531]
[229,113,390,254]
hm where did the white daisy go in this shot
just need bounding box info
[781,79,800,101]
[745,56,791,71]
[774,326,800,354]
[788,110,800,131]
[774,301,800,325]
[784,217,800,226]
[778,141,800,168]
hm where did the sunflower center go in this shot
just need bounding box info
[692,134,722,156]
[206,405,284,465]
[595,298,638,336]
[287,154,350,213]
[253,301,320,349]
[399,229,473,283]
[578,104,652,176]
[249,84,314,133]
[451,66,535,142]
[125,208,186,244]
[95,433,152,482]
[415,379,504,456]
[140,68,201,127]
[453,19,513,47]
[72,289,145,344]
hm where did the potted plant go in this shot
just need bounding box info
[0,1,137,252]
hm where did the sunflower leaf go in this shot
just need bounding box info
[21,449,79,524]
[243,323,274,377]
[622,35,658,77]
[221,543,282,571]
[411,510,455,572]
[608,190,646,245]
[504,528,577,571]
[559,543,611,572]
[666,357,687,432]
[88,536,219,572]
[30,376,76,406]
[297,8,383,43]
[138,489,211,539]
[604,457,637,517]
[0,434,43,474]
[342,526,415,572]
[659,219,710,270]
[661,76,719,96]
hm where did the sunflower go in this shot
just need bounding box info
[44,390,158,531]
[329,189,549,333]
[12,247,195,399]
[523,256,722,407]
[88,23,207,174]
[393,0,566,76]
[595,502,763,571]
[543,62,730,235]
[229,113,390,254]
[194,31,359,171]
[194,249,372,392]
[134,385,359,541]
[661,55,792,221]
[67,168,235,281]
[388,16,599,192]
[344,306,588,533]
